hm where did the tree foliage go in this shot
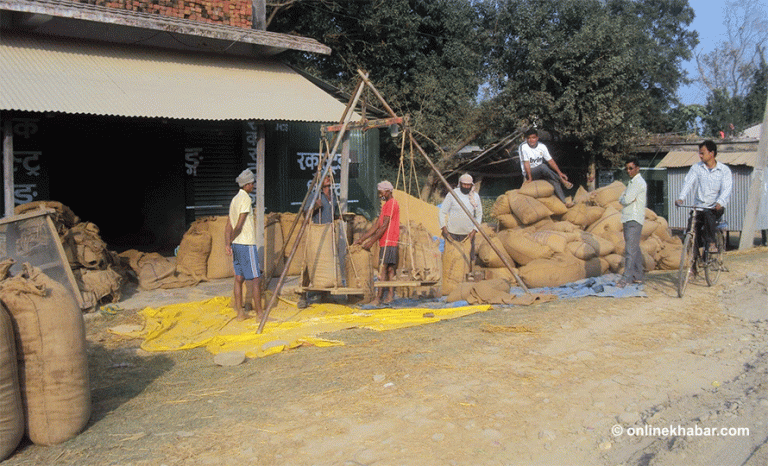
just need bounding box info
[268,0,490,157]
[484,0,697,166]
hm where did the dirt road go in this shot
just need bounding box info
[4,247,768,466]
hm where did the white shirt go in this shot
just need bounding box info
[519,142,553,172]
[228,189,257,245]
[620,173,647,224]
[677,161,733,209]
[439,188,482,235]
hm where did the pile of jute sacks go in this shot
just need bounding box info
[483,180,682,288]
[0,259,91,459]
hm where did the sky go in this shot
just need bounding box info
[678,0,768,105]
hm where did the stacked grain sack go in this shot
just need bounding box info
[488,180,682,288]
[14,201,126,310]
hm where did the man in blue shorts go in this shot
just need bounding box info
[225,169,263,321]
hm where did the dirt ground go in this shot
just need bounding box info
[4,246,768,466]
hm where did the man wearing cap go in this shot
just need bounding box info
[439,173,482,246]
[354,180,400,305]
[225,169,263,321]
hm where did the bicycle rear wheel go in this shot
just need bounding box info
[677,232,695,297]
[705,230,725,286]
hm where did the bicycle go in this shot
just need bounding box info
[676,205,727,298]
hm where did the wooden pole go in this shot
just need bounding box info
[258,73,368,333]
[3,116,14,217]
[738,93,768,250]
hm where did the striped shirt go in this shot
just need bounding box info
[677,161,733,209]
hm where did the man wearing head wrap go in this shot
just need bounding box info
[439,173,482,245]
[354,180,400,305]
[225,169,263,321]
[307,175,338,224]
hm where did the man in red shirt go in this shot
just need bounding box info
[354,180,400,305]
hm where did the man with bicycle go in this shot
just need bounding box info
[674,140,733,254]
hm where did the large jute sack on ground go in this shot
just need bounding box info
[657,243,682,270]
[507,193,552,225]
[518,180,555,198]
[537,195,568,216]
[519,254,601,288]
[441,238,472,296]
[0,265,90,446]
[590,181,626,207]
[642,250,656,271]
[602,230,625,256]
[305,223,340,288]
[482,266,520,282]
[345,244,374,302]
[350,215,372,244]
[279,213,308,276]
[652,217,674,243]
[566,240,598,260]
[175,224,212,281]
[498,229,554,266]
[264,213,285,278]
[641,237,662,259]
[61,222,108,270]
[0,303,24,461]
[585,206,606,227]
[120,250,197,290]
[548,221,580,233]
[204,216,235,279]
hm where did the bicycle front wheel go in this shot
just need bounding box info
[705,230,725,286]
[678,232,695,297]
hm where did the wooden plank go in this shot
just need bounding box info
[301,287,366,295]
[373,280,438,288]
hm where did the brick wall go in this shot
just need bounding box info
[79,0,253,28]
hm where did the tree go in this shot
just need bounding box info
[485,0,697,167]
[696,0,768,135]
[268,0,490,159]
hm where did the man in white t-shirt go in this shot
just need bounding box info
[519,128,572,204]
[225,169,262,321]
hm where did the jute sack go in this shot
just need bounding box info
[530,230,575,254]
[15,201,80,236]
[264,213,285,278]
[507,193,552,225]
[548,221,579,233]
[656,243,682,270]
[585,206,606,227]
[590,181,626,207]
[0,265,90,446]
[642,250,657,271]
[119,250,197,290]
[645,208,658,221]
[345,244,374,302]
[498,229,554,266]
[518,180,555,198]
[74,267,123,307]
[477,235,513,268]
[495,213,520,230]
[205,216,235,279]
[304,223,340,288]
[604,253,624,273]
[526,216,555,231]
[0,303,24,461]
[279,212,308,276]
[518,254,601,288]
[175,224,212,281]
[441,237,472,296]
[603,230,625,256]
[572,186,590,204]
[537,195,568,216]
[653,217,675,243]
[641,219,659,240]
[606,200,624,212]
[577,232,615,257]
[586,206,622,236]
[62,222,108,270]
[562,203,590,228]
[491,193,512,217]
[566,240,598,260]
[406,222,441,282]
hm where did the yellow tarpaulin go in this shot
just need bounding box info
[110,297,491,358]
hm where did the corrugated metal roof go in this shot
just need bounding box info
[656,150,758,168]
[0,34,352,121]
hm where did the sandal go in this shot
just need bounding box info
[616,279,628,288]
